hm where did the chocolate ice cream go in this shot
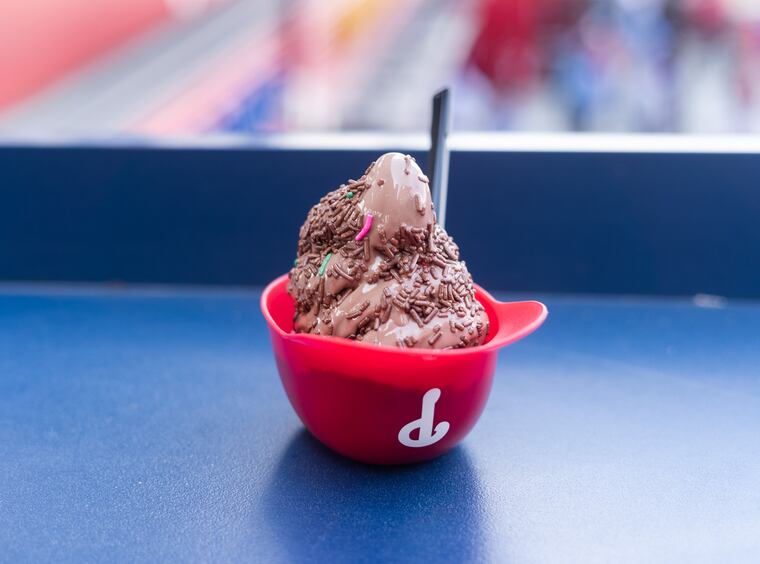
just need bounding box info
[288,152,488,349]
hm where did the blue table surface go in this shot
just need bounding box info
[1,285,759,563]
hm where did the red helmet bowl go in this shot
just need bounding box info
[261,274,547,465]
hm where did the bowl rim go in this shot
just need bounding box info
[261,274,547,357]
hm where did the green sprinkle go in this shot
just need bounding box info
[318,253,332,276]
[346,191,354,199]
[293,258,298,267]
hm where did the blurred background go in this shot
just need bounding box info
[1,0,759,137]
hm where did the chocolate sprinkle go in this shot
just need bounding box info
[428,332,442,345]
[414,194,425,215]
[410,309,424,328]
[424,308,438,324]
[346,300,370,319]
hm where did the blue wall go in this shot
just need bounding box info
[1,145,759,297]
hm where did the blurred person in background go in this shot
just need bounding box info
[460,0,586,130]
[561,0,677,131]
[462,0,678,131]
[675,0,760,131]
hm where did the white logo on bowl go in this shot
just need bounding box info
[398,388,450,448]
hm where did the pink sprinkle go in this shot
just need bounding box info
[355,213,374,241]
